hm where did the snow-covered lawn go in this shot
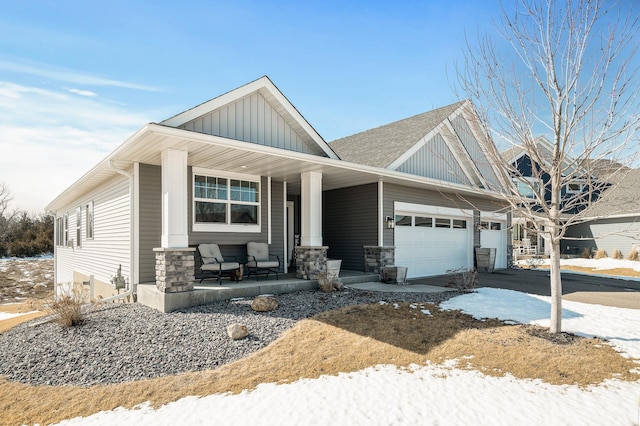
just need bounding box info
[56,287,640,426]
[519,256,640,274]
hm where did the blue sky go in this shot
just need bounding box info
[1,0,504,212]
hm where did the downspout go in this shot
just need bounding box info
[105,160,136,303]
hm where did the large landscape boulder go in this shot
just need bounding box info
[226,323,248,340]
[251,295,279,312]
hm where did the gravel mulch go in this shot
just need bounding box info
[0,288,457,387]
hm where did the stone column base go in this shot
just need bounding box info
[154,247,196,293]
[294,246,328,279]
[363,246,395,274]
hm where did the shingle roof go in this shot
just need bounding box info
[583,168,640,218]
[329,101,465,168]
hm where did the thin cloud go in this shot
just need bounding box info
[0,60,160,92]
[66,88,98,97]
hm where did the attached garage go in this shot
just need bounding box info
[479,212,508,270]
[393,202,473,278]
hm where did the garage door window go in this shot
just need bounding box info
[395,215,412,226]
[452,219,467,229]
[415,216,432,227]
[435,218,451,228]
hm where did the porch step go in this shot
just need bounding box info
[137,271,381,313]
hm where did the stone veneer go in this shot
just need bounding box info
[153,247,196,293]
[363,246,395,274]
[295,246,328,279]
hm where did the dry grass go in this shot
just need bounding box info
[40,286,88,327]
[1,302,638,426]
[627,249,639,261]
[594,249,608,259]
[551,265,640,278]
[580,247,592,259]
[0,259,53,303]
[612,249,623,260]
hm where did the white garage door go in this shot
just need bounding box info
[394,203,473,278]
[479,215,507,270]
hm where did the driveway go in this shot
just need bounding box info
[410,268,640,310]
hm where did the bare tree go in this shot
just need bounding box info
[457,0,640,332]
[0,182,17,244]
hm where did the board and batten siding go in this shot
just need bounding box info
[397,134,471,185]
[55,176,131,286]
[138,164,161,283]
[323,183,378,271]
[563,217,640,257]
[179,91,325,156]
[382,183,507,247]
[450,115,501,188]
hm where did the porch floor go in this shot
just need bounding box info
[137,270,379,312]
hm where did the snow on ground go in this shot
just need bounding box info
[56,287,640,426]
[0,308,39,321]
[518,256,640,274]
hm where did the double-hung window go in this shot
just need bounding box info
[193,169,260,232]
[76,207,82,247]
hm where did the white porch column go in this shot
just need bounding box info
[300,171,323,246]
[161,149,189,248]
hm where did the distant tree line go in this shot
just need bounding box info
[0,183,53,257]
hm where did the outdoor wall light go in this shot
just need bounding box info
[385,216,395,229]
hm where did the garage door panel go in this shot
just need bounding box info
[395,222,470,278]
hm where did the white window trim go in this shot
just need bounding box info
[76,206,82,247]
[565,181,585,194]
[192,168,261,233]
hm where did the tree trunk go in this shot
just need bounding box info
[549,238,562,333]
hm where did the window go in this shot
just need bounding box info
[63,214,69,246]
[452,219,467,229]
[435,218,451,228]
[395,215,412,226]
[86,201,94,239]
[490,222,502,231]
[56,218,63,246]
[193,171,260,231]
[515,178,539,199]
[565,182,584,194]
[76,207,82,247]
[415,216,432,227]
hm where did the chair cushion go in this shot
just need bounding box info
[247,242,269,261]
[201,262,240,271]
[247,260,279,268]
[199,244,224,264]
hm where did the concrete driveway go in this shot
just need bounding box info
[409,268,640,309]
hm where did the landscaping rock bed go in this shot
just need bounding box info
[0,288,456,387]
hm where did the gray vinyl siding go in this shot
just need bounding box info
[55,176,131,285]
[323,184,378,271]
[270,181,285,271]
[451,115,500,188]
[562,217,640,256]
[397,134,471,185]
[138,164,161,283]
[179,91,326,156]
[382,183,507,246]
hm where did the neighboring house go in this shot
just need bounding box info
[46,76,508,309]
[561,168,640,257]
[501,137,612,256]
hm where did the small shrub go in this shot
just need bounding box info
[626,249,639,261]
[594,249,607,259]
[447,268,478,292]
[41,285,88,327]
[580,247,592,259]
[612,249,623,260]
[317,272,344,292]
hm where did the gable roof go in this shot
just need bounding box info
[161,76,339,159]
[329,101,465,168]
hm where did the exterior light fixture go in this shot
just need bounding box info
[385,216,395,229]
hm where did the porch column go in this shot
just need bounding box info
[161,149,189,248]
[300,171,323,246]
